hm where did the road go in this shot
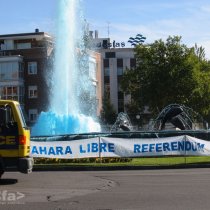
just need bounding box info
[1,168,210,210]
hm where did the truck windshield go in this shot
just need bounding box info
[17,105,27,128]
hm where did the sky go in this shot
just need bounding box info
[0,0,210,59]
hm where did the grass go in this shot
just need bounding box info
[131,156,210,166]
[33,156,210,168]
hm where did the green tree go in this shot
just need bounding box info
[100,92,117,125]
[121,36,210,121]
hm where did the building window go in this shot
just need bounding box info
[118,99,124,113]
[104,67,110,76]
[118,77,123,91]
[29,109,38,122]
[0,86,21,101]
[103,59,109,68]
[17,43,31,49]
[118,91,124,100]
[89,60,96,81]
[117,59,123,67]
[28,62,37,75]
[117,67,123,76]
[28,86,38,98]
[104,84,110,96]
[130,58,136,68]
[0,62,20,80]
[104,76,110,84]
[105,52,116,58]
[118,92,124,112]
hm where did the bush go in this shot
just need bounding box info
[34,157,132,164]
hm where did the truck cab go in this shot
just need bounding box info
[0,100,33,178]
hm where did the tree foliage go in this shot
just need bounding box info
[121,36,210,121]
[100,92,117,125]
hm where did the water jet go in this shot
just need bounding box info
[32,0,100,136]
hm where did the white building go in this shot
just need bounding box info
[89,31,135,113]
[100,48,135,113]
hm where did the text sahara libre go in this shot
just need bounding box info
[31,142,115,156]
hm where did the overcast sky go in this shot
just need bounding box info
[0,0,210,58]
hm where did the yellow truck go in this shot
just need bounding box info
[0,100,33,178]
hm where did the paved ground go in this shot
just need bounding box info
[1,168,210,210]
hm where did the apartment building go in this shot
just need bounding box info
[0,29,53,124]
[100,48,135,113]
[89,31,136,113]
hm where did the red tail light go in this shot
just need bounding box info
[19,135,26,145]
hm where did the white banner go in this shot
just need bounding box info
[30,135,209,158]
[185,136,210,156]
[100,135,207,157]
[31,138,100,159]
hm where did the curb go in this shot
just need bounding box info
[33,163,210,171]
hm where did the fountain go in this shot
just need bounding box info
[31,0,101,136]
[30,0,210,163]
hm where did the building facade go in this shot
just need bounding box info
[88,50,103,116]
[0,30,53,124]
[89,31,136,114]
[0,30,102,125]
[100,48,135,113]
